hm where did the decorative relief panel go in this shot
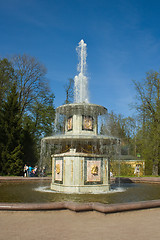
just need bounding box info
[84,158,103,185]
[67,116,73,131]
[87,160,101,182]
[54,158,63,183]
[82,116,93,131]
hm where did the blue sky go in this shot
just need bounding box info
[1,0,160,117]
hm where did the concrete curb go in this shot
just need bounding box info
[0,200,160,213]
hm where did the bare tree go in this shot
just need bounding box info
[64,78,74,104]
[0,58,14,105]
[133,70,160,175]
[11,54,49,114]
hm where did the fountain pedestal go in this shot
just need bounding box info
[51,149,110,193]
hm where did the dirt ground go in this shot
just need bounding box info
[0,208,160,240]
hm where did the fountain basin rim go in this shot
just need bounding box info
[1,176,160,184]
[1,200,160,213]
[56,103,107,115]
[52,152,109,157]
[43,134,118,143]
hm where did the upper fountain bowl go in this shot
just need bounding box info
[56,103,107,116]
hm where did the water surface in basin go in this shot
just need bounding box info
[0,181,160,204]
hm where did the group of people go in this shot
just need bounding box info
[23,165,38,177]
[24,164,46,177]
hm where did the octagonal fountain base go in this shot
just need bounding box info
[51,149,110,193]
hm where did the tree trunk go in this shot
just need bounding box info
[152,160,159,176]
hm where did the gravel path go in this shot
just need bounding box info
[0,208,160,240]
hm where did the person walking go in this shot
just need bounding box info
[24,164,28,177]
[28,166,33,177]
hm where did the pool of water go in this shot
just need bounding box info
[0,181,160,204]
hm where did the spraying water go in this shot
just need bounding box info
[74,39,89,103]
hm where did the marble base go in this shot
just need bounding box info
[51,150,110,194]
[50,183,110,193]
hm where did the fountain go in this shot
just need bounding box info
[1,40,160,213]
[43,39,119,193]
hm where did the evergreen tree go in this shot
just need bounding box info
[0,83,23,175]
[21,122,38,167]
